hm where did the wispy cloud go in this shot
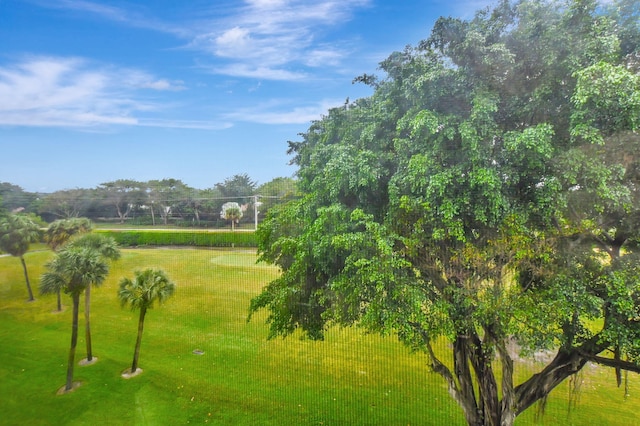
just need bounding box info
[190,0,371,79]
[223,98,345,125]
[0,56,215,129]
[28,0,188,36]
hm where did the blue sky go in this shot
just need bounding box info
[0,0,491,192]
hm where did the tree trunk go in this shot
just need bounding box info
[65,292,80,391]
[85,285,93,361]
[56,289,62,312]
[435,333,517,426]
[468,333,501,426]
[131,307,146,372]
[20,256,34,301]
[453,337,482,425]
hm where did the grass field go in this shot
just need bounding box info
[1,248,638,425]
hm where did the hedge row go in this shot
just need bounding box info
[96,230,257,248]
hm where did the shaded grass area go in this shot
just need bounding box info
[0,249,638,425]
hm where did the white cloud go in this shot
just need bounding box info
[0,56,191,128]
[191,0,371,79]
[212,64,306,81]
[224,98,344,125]
[31,0,371,81]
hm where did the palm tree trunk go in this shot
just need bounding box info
[131,307,147,372]
[20,256,34,301]
[66,292,80,391]
[85,285,93,361]
[56,289,62,312]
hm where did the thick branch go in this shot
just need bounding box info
[581,353,640,374]
[514,336,609,415]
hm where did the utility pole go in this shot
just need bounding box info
[254,195,260,231]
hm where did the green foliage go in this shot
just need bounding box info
[40,247,110,297]
[0,213,41,257]
[215,173,257,198]
[96,230,257,247]
[118,268,176,311]
[66,232,121,261]
[44,217,93,251]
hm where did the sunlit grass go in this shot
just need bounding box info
[0,248,638,425]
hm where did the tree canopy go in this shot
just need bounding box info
[250,1,640,424]
[0,213,42,301]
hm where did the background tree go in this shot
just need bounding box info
[38,188,95,221]
[215,173,257,198]
[44,218,93,311]
[216,174,258,224]
[198,187,225,224]
[118,268,176,375]
[220,202,243,231]
[40,247,110,392]
[98,179,145,224]
[250,1,640,425]
[0,182,37,214]
[0,213,42,301]
[255,177,299,219]
[66,233,121,363]
[147,179,192,226]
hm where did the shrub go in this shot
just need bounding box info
[95,230,257,248]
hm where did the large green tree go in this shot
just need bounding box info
[44,217,93,311]
[250,1,640,425]
[118,268,176,375]
[66,233,121,363]
[40,247,110,392]
[0,213,42,301]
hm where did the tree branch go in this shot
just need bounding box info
[579,353,640,374]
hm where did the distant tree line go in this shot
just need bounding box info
[0,174,298,227]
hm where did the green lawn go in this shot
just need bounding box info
[0,248,638,425]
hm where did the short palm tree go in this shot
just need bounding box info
[66,233,120,363]
[40,247,110,392]
[44,218,93,311]
[220,202,243,231]
[118,268,176,375]
[0,214,41,301]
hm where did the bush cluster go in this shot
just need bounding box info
[96,230,257,248]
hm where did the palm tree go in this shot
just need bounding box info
[40,247,110,392]
[118,268,176,375]
[44,218,93,311]
[66,233,120,363]
[0,214,41,301]
[220,202,243,231]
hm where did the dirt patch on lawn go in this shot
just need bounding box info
[121,368,143,379]
[56,381,83,395]
[78,357,98,366]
